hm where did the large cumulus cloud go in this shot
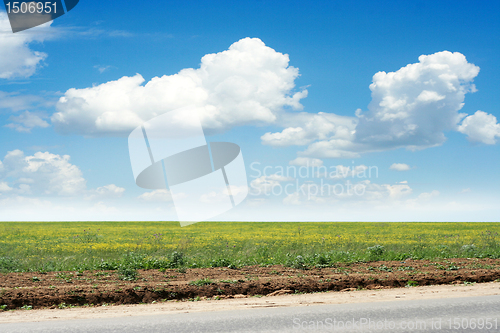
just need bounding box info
[263,51,492,159]
[51,37,307,136]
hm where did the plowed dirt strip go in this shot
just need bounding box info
[1,282,499,324]
[1,258,499,312]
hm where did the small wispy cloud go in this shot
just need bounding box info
[94,65,113,74]
[5,111,50,133]
[390,163,411,171]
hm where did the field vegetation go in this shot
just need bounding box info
[1,222,499,274]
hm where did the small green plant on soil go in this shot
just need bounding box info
[118,267,138,281]
[219,279,238,284]
[31,276,41,282]
[188,278,213,286]
[0,305,7,311]
[406,280,419,287]
[377,265,393,272]
[20,305,33,310]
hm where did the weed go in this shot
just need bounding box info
[406,280,419,287]
[170,252,184,268]
[117,267,138,281]
[0,256,20,273]
[188,278,213,286]
[377,265,393,272]
[367,245,385,257]
[397,266,415,271]
[288,255,307,270]
[210,258,235,269]
[462,244,476,252]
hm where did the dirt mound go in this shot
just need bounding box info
[1,258,499,310]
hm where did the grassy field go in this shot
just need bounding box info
[0,222,499,273]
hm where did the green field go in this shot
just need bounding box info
[1,222,499,273]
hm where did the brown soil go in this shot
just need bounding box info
[1,258,500,310]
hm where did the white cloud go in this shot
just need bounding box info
[389,163,411,171]
[5,111,50,132]
[416,190,440,202]
[261,112,357,153]
[459,188,471,194]
[86,184,125,200]
[281,179,413,205]
[263,51,481,158]
[359,51,479,150]
[457,110,500,144]
[0,150,86,196]
[0,12,52,79]
[355,180,413,201]
[249,173,294,196]
[52,37,307,136]
[0,91,55,112]
[94,65,112,73]
[0,181,13,192]
[289,157,324,167]
[406,190,440,206]
[327,165,369,179]
[138,189,173,202]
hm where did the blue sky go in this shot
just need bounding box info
[0,0,499,222]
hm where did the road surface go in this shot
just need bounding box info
[2,295,499,332]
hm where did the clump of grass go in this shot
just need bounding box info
[188,278,213,286]
[287,255,307,270]
[367,245,385,257]
[117,266,138,281]
[406,280,419,287]
[210,258,235,268]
